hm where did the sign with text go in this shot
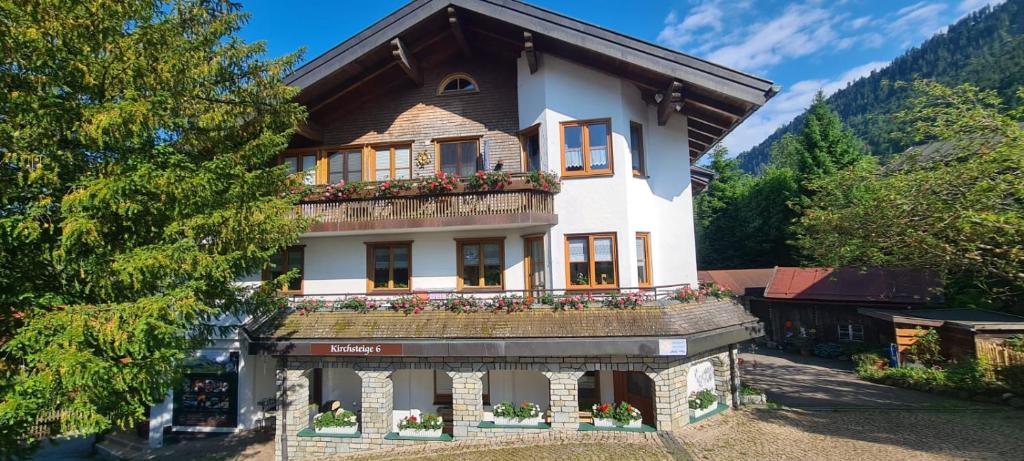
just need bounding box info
[310,343,404,356]
[658,339,688,356]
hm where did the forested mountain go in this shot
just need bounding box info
[737,0,1024,173]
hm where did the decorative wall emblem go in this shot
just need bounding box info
[687,360,716,393]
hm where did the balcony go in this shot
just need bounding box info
[300,173,559,233]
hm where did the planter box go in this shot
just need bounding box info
[314,424,358,435]
[593,417,642,429]
[741,394,767,405]
[493,416,543,426]
[397,427,443,438]
[689,403,719,420]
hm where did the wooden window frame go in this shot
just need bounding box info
[369,143,413,181]
[564,232,618,290]
[437,72,480,96]
[279,150,323,185]
[263,245,305,294]
[559,118,613,178]
[636,232,652,287]
[325,149,365,184]
[629,121,646,177]
[434,136,482,176]
[365,241,413,293]
[455,237,506,291]
[518,124,541,173]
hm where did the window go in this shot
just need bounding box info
[264,246,304,293]
[520,126,541,172]
[838,324,865,342]
[327,150,362,184]
[282,152,318,185]
[577,371,601,410]
[629,122,645,176]
[636,232,652,287]
[565,233,617,288]
[437,139,480,176]
[561,119,612,177]
[438,73,478,95]
[373,145,412,181]
[457,239,504,290]
[366,242,411,291]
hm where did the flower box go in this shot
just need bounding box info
[493,416,544,426]
[593,417,642,428]
[398,427,443,438]
[314,424,358,435]
[688,389,719,420]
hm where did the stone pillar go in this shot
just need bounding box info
[357,371,393,441]
[276,367,311,461]
[147,391,173,448]
[447,371,484,438]
[712,354,734,408]
[543,371,584,431]
[649,364,687,430]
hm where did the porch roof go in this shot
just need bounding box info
[251,299,755,340]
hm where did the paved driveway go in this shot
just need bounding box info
[740,349,987,408]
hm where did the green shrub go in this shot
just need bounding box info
[688,389,717,410]
[905,328,944,367]
[1004,334,1024,353]
[740,384,764,396]
[813,342,844,359]
[852,352,885,372]
[313,410,357,429]
[945,358,993,393]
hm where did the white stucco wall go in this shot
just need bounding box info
[323,368,363,412]
[486,370,550,411]
[516,54,698,289]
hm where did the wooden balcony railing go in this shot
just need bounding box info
[301,189,557,232]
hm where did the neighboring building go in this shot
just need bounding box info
[698,268,774,299]
[753,267,943,348]
[146,1,777,457]
[690,165,715,194]
[858,308,1024,363]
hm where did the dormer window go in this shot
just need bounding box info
[438,73,478,95]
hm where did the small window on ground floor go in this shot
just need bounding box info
[566,233,617,288]
[367,242,411,291]
[838,324,865,342]
[457,239,504,290]
[578,371,601,410]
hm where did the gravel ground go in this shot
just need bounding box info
[342,441,676,461]
[677,407,1024,461]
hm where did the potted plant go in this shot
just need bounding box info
[397,411,443,438]
[492,401,543,426]
[313,403,358,435]
[688,389,718,419]
[591,402,642,428]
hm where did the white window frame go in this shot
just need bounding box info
[838,324,865,342]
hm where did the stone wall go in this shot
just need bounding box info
[275,349,735,460]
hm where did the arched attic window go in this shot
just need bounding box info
[438,73,478,95]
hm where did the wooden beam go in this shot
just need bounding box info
[447,7,472,58]
[390,37,421,86]
[689,138,709,151]
[523,31,539,74]
[658,81,682,126]
[682,106,733,131]
[687,118,726,138]
[684,91,746,118]
[688,128,716,146]
[296,121,322,142]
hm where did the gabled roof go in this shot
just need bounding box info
[285,0,777,161]
[697,268,773,296]
[763,267,943,305]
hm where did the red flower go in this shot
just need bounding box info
[408,415,417,422]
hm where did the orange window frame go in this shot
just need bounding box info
[629,121,646,177]
[455,238,505,291]
[636,232,652,287]
[564,232,618,289]
[365,241,413,292]
[559,119,613,177]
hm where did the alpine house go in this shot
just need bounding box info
[145,1,777,458]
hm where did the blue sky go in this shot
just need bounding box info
[237,0,1003,155]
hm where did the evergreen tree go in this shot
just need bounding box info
[771,92,865,191]
[0,0,308,455]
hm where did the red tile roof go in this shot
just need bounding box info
[763,267,942,304]
[697,269,774,296]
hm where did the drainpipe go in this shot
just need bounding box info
[728,343,741,408]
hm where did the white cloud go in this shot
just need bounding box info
[656,3,724,48]
[704,4,837,72]
[848,16,872,30]
[886,2,948,45]
[721,61,888,155]
[958,0,1004,13]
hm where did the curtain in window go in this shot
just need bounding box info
[375,149,390,180]
[564,125,583,170]
[593,238,613,261]
[394,147,411,179]
[346,152,362,182]
[568,239,587,262]
[588,123,609,169]
[301,154,317,185]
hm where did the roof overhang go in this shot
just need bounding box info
[249,321,762,358]
[284,0,777,162]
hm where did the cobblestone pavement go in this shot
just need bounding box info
[740,349,989,408]
[677,407,1024,461]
